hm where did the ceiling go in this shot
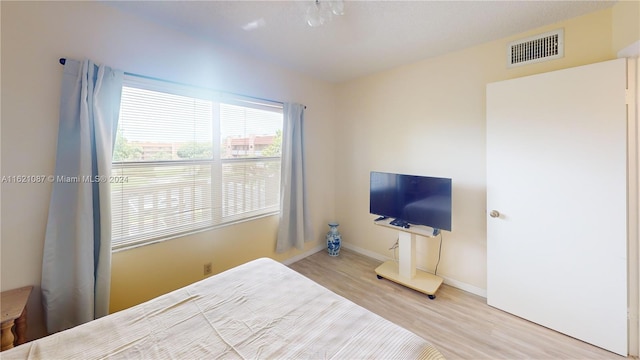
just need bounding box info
[105,1,617,83]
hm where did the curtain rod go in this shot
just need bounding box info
[58,58,306,109]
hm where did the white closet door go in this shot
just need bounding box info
[486,58,628,356]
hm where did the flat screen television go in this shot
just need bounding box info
[370,171,452,231]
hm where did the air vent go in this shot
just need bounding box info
[508,29,564,68]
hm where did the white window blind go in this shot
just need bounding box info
[111,76,283,249]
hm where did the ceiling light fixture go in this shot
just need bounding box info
[305,0,345,27]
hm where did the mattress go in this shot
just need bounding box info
[4,257,444,359]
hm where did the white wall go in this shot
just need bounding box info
[334,9,619,295]
[1,1,336,339]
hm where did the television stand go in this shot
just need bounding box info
[374,219,443,299]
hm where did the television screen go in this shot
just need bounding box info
[370,171,452,231]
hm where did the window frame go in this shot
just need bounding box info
[111,75,283,251]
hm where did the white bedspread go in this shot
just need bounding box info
[4,258,444,359]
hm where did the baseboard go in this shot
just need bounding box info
[281,244,325,265]
[341,242,389,262]
[439,275,487,298]
[342,242,487,298]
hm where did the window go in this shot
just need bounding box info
[111,76,283,249]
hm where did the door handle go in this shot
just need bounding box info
[489,210,500,218]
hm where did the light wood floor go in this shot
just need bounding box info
[289,248,628,360]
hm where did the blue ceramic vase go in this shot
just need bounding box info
[326,222,342,256]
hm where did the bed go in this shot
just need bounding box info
[3,258,444,359]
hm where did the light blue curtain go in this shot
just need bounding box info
[41,59,123,333]
[276,103,313,252]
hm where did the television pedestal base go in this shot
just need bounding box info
[375,261,443,298]
[374,220,443,298]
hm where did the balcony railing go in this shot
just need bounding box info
[111,158,280,246]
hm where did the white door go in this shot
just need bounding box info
[486,58,628,356]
